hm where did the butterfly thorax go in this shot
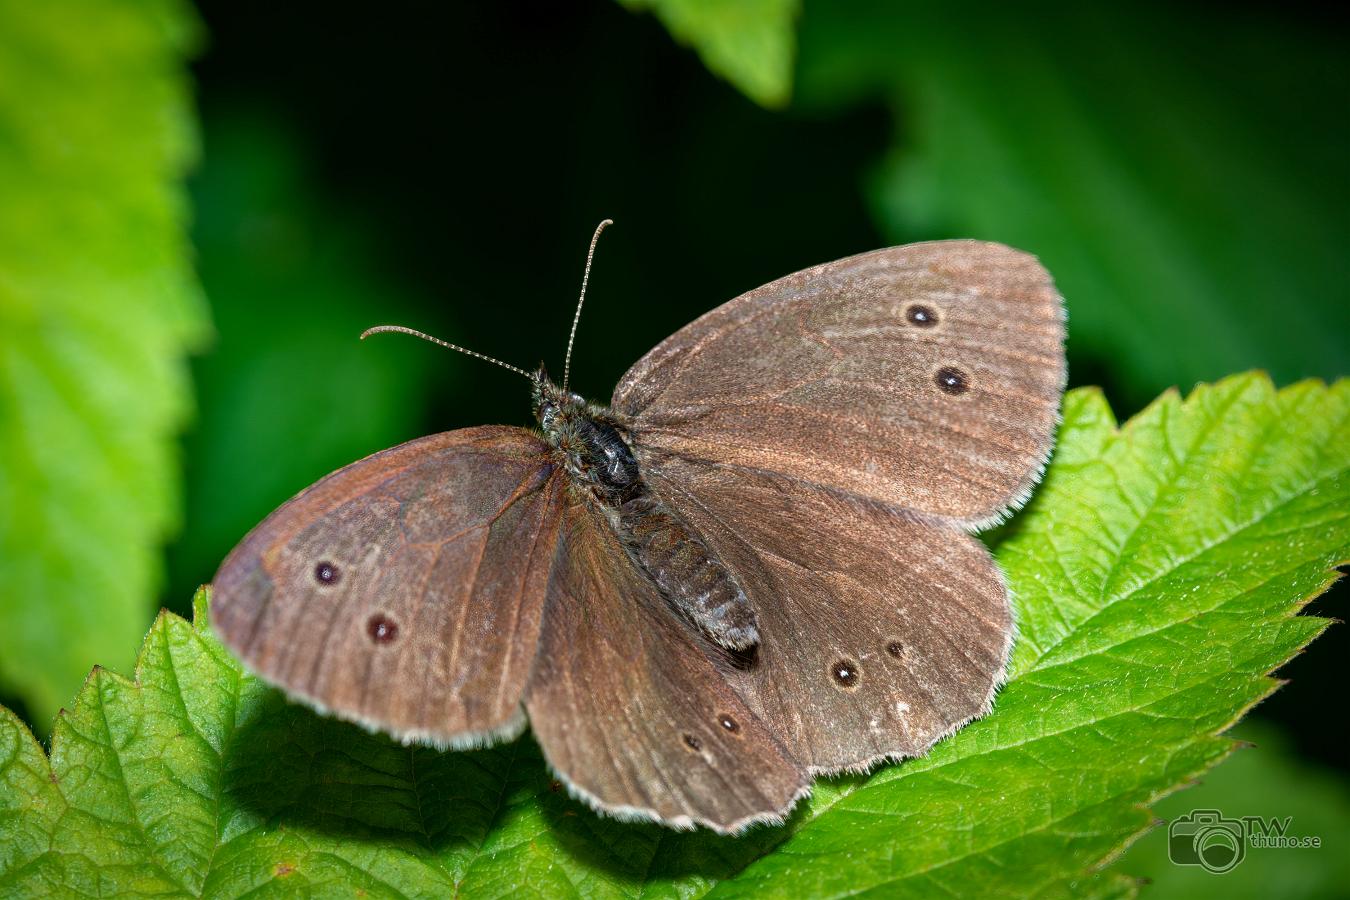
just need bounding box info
[533,373,759,651]
[534,379,641,505]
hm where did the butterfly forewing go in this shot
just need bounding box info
[614,241,1065,527]
[212,426,563,746]
[524,501,806,832]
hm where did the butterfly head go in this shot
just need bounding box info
[532,365,587,436]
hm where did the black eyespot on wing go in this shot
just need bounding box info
[935,366,969,395]
[366,614,399,644]
[683,733,703,751]
[886,640,904,658]
[905,304,939,328]
[719,714,740,733]
[314,561,341,585]
[831,659,861,689]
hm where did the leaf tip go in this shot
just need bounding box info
[192,585,215,635]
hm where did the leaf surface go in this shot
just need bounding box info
[0,0,208,725]
[620,0,800,108]
[1114,722,1350,897]
[1,374,1345,897]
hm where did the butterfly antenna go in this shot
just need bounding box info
[562,218,613,392]
[360,325,533,380]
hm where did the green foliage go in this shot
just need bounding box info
[621,0,800,108]
[0,0,208,726]
[797,1,1349,409]
[1114,722,1350,898]
[1,373,1343,897]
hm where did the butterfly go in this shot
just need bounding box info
[212,222,1065,833]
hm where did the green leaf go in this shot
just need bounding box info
[0,1,209,725]
[797,2,1349,408]
[1112,721,1350,897]
[620,0,800,108]
[0,374,1344,896]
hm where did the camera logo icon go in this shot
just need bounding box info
[1168,809,1246,874]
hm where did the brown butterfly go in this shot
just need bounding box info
[212,222,1065,833]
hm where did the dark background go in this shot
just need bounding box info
[165,0,1345,784]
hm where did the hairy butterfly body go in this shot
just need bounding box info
[212,232,1065,832]
[536,377,758,650]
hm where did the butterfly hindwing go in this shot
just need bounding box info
[524,500,807,832]
[646,455,1011,773]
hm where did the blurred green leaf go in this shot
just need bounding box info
[621,0,800,108]
[1114,721,1350,898]
[166,113,436,607]
[1,374,1344,896]
[0,0,207,726]
[798,1,1348,408]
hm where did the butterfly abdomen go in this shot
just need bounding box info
[616,493,759,651]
